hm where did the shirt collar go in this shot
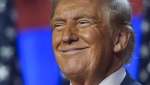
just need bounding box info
[98,67,126,85]
[70,67,126,85]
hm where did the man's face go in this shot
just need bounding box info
[52,0,114,77]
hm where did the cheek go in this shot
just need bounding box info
[79,27,104,46]
[80,27,113,66]
[52,32,62,49]
[78,28,104,65]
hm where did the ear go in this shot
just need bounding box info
[113,28,130,53]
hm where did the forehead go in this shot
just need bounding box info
[57,0,96,6]
[53,0,101,19]
[56,0,98,10]
[55,0,106,10]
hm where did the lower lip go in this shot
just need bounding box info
[61,48,88,56]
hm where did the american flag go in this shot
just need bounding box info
[0,0,22,85]
[139,0,150,85]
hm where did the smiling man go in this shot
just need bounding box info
[50,0,141,85]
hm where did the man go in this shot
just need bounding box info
[50,0,141,85]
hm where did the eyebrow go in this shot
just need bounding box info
[50,13,95,26]
[50,16,64,26]
[75,13,95,20]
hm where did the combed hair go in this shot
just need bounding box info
[51,0,59,19]
[107,0,135,64]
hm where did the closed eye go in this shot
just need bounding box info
[53,23,65,30]
[77,20,90,27]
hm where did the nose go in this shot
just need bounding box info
[62,24,79,44]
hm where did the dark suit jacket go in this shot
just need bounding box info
[121,72,141,85]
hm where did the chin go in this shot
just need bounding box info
[61,62,86,76]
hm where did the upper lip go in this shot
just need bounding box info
[59,47,89,52]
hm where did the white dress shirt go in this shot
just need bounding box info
[98,67,126,85]
[70,67,126,85]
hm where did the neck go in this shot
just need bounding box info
[104,55,123,78]
[69,56,123,85]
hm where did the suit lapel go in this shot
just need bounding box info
[121,71,141,85]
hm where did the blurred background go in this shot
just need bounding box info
[0,0,149,85]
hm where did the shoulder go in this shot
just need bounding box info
[121,71,142,85]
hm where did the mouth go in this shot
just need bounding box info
[58,46,89,54]
[57,46,89,57]
[61,47,89,52]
